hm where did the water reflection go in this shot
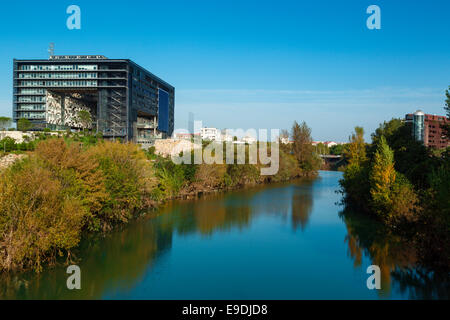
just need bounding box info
[291,181,314,231]
[339,208,449,299]
[0,180,313,300]
[0,217,171,299]
[0,173,447,300]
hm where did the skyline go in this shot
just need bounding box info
[0,0,449,141]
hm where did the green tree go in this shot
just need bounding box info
[443,86,450,139]
[77,110,92,132]
[291,121,319,172]
[330,144,345,155]
[369,136,396,219]
[371,118,431,188]
[17,118,32,132]
[0,117,12,131]
[369,136,418,223]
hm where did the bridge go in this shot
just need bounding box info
[319,155,345,170]
[319,155,342,159]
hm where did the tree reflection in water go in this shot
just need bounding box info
[4,175,446,300]
[339,208,449,299]
[291,181,314,231]
[0,218,170,299]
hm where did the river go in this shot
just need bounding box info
[0,171,448,300]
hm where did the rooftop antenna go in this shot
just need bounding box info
[48,43,55,58]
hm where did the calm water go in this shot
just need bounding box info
[1,171,448,300]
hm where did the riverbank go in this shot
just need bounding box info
[339,121,449,272]
[0,130,319,273]
[2,170,447,300]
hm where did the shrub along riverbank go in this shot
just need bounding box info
[0,121,320,273]
[339,89,450,271]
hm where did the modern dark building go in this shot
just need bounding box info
[405,110,449,149]
[13,55,174,144]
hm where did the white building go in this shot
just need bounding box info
[201,127,220,141]
[324,141,338,148]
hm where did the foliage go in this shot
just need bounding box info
[368,136,418,223]
[0,136,35,153]
[369,118,432,189]
[0,138,157,272]
[340,87,450,236]
[270,149,301,182]
[330,144,346,155]
[0,117,12,131]
[443,86,450,139]
[77,110,92,131]
[0,119,320,273]
[291,121,320,172]
[17,118,32,132]
[87,141,156,228]
[0,158,85,272]
[369,136,397,217]
[344,126,367,166]
[426,150,450,231]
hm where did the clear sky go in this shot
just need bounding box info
[0,0,448,141]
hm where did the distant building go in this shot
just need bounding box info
[312,141,340,147]
[200,127,220,141]
[324,141,338,148]
[405,110,449,149]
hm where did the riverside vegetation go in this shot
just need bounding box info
[0,121,320,273]
[339,88,450,271]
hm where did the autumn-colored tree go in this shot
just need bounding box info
[345,126,367,166]
[369,136,396,218]
[369,136,419,223]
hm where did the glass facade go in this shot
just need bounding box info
[13,57,174,141]
[413,112,425,142]
[19,65,98,71]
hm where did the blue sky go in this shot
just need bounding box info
[0,0,448,141]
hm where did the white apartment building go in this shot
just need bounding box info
[200,127,220,141]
